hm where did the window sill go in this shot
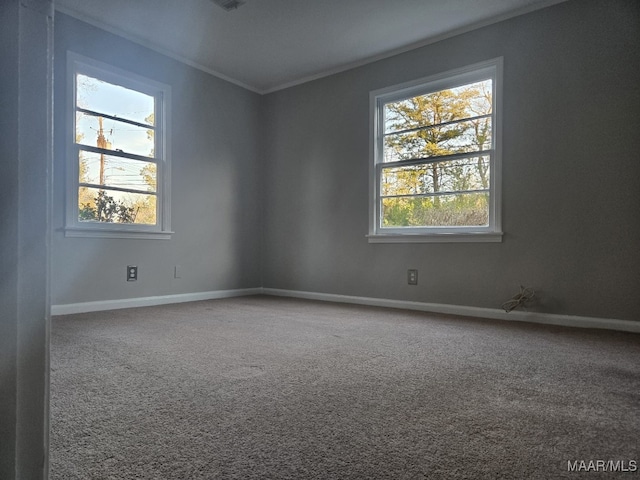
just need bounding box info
[64,226,173,240]
[367,232,503,243]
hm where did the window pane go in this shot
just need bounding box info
[383,117,491,162]
[76,73,155,126]
[381,193,489,227]
[384,79,492,134]
[382,156,490,196]
[79,151,157,193]
[76,113,155,158]
[78,187,156,225]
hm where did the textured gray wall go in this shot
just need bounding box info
[0,1,52,478]
[52,14,263,306]
[0,3,20,475]
[262,0,640,321]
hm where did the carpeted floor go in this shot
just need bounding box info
[50,296,640,479]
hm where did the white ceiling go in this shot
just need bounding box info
[55,0,565,93]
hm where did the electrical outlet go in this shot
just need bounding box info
[174,265,181,279]
[408,269,418,285]
[127,265,138,281]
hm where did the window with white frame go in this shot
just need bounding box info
[369,58,502,242]
[65,52,172,239]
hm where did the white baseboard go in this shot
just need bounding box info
[263,288,640,334]
[51,288,264,316]
[52,286,639,334]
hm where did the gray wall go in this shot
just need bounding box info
[262,0,640,322]
[52,14,263,306]
[52,0,640,322]
[0,1,52,478]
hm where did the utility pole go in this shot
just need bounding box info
[97,116,107,185]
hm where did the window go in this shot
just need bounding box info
[369,58,502,243]
[65,52,172,239]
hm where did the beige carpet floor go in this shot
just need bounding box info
[51,296,640,479]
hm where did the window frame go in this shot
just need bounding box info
[368,58,503,243]
[64,52,172,239]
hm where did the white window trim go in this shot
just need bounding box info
[64,52,173,240]
[368,58,503,243]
